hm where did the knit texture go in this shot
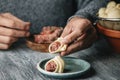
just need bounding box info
[0,0,110,34]
[0,0,117,80]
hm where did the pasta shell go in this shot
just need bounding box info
[107,1,116,8]
[116,4,120,9]
[107,8,120,18]
[44,56,65,73]
[49,37,67,54]
[98,8,106,15]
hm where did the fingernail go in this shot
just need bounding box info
[25,22,30,30]
[25,26,30,30]
[26,32,30,37]
[26,22,31,25]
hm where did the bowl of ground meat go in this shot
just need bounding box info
[26,26,63,52]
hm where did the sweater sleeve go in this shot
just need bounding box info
[69,0,110,23]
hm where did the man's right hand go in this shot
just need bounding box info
[0,13,30,49]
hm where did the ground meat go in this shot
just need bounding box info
[50,42,61,52]
[41,26,59,34]
[34,26,63,43]
[46,61,56,72]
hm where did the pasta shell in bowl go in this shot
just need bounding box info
[97,1,120,53]
[44,56,65,73]
[37,56,91,79]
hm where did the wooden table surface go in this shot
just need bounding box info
[0,37,120,80]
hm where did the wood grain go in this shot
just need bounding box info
[0,36,120,80]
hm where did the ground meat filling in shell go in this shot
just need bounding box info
[50,42,61,52]
[46,61,57,72]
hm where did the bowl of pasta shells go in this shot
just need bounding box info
[97,1,120,53]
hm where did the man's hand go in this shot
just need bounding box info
[60,17,97,56]
[0,13,30,49]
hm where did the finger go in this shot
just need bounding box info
[2,13,30,30]
[0,43,10,49]
[60,41,84,56]
[73,33,86,43]
[1,13,25,23]
[60,33,86,56]
[61,25,72,38]
[0,35,18,44]
[0,13,30,30]
[61,31,84,45]
[0,15,15,27]
[0,26,30,37]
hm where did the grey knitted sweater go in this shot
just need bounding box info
[0,0,110,34]
[1,1,120,80]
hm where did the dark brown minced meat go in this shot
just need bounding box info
[34,26,63,44]
[50,41,61,52]
[46,61,57,72]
